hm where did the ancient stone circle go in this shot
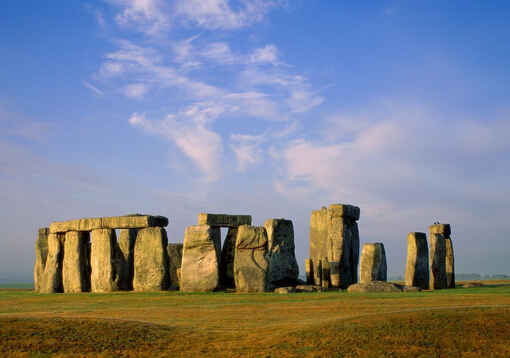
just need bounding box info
[34,205,456,294]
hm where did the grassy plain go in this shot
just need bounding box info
[1,283,509,357]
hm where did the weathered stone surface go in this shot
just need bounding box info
[429,233,447,290]
[348,281,405,293]
[305,259,314,284]
[445,237,455,289]
[328,217,353,288]
[274,287,297,294]
[220,227,238,288]
[49,214,168,234]
[463,282,484,288]
[39,234,64,294]
[34,228,49,292]
[405,232,429,290]
[295,285,316,293]
[62,231,91,293]
[359,243,387,283]
[167,243,183,287]
[90,229,128,292]
[234,225,270,293]
[133,227,170,292]
[309,207,329,285]
[328,204,360,221]
[264,218,299,287]
[315,259,322,287]
[349,221,360,285]
[181,225,221,292]
[118,229,138,290]
[429,224,451,237]
[322,257,330,289]
[197,213,251,228]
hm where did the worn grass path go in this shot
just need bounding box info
[1,284,509,357]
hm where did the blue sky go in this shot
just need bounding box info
[1,1,509,282]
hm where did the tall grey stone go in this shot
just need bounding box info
[118,228,138,290]
[309,207,329,285]
[445,237,455,289]
[90,229,128,292]
[264,218,299,287]
[405,232,429,290]
[39,233,64,294]
[359,243,387,283]
[322,257,330,289]
[234,225,270,293]
[34,228,49,292]
[167,243,183,287]
[62,231,90,293]
[328,217,353,288]
[305,258,314,284]
[429,233,447,290]
[220,227,238,288]
[180,225,221,292]
[133,227,170,292]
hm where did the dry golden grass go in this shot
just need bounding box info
[1,284,509,357]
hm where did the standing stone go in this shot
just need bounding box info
[429,233,447,290]
[234,225,270,293]
[359,243,387,283]
[180,225,221,292]
[405,232,429,290]
[34,228,49,292]
[167,243,183,287]
[133,227,170,292]
[62,231,90,293]
[264,218,299,287]
[310,207,329,285]
[349,221,360,285]
[118,229,138,290]
[322,257,330,289]
[90,229,128,292]
[328,217,352,288]
[220,227,238,288]
[39,233,64,293]
[305,259,314,284]
[315,259,322,287]
[445,237,455,289]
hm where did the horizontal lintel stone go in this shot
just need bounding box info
[49,214,168,234]
[429,224,451,236]
[197,213,252,228]
[327,204,360,221]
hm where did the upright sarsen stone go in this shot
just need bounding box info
[309,207,329,285]
[445,237,455,289]
[264,218,299,286]
[305,259,314,284]
[429,233,447,290]
[180,225,221,292]
[62,231,91,293]
[40,233,63,294]
[220,227,238,288]
[405,232,429,290]
[234,225,270,293]
[34,228,49,292]
[328,217,353,288]
[118,229,138,290]
[90,229,128,292]
[359,243,387,283]
[133,227,170,292]
[167,243,183,287]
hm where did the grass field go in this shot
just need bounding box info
[1,283,509,357]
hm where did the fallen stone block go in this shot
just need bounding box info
[429,233,447,290]
[295,285,316,293]
[348,281,404,293]
[181,225,221,292]
[405,232,429,290]
[90,229,128,292]
[197,213,252,228]
[39,233,64,294]
[133,227,170,292]
[234,225,270,293]
[274,287,297,294]
[34,228,49,293]
[359,243,387,283]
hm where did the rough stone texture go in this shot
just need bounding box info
[328,217,353,288]
[34,228,50,292]
[305,259,314,284]
[167,243,183,287]
[405,232,429,290]
[39,234,64,294]
[264,218,299,287]
[234,225,270,293]
[220,227,238,288]
[429,224,451,237]
[309,207,329,285]
[429,233,447,290]
[118,229,138,290]
[328,204,361,221]
[274,287,297,294]
[315,259,322,287]
[445,237,455,289]
[359,243,387,283]
[90,229,128,292]
[50,214,168,234]
[348,281,416,293]
[349,221,360,285]
[197,213,251,228]
[322,257,330,289]
[133,227,170,292]
[295,285,316,293]
[180,225,221,292]
[62,231,91,293]
[463,282,484,288]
